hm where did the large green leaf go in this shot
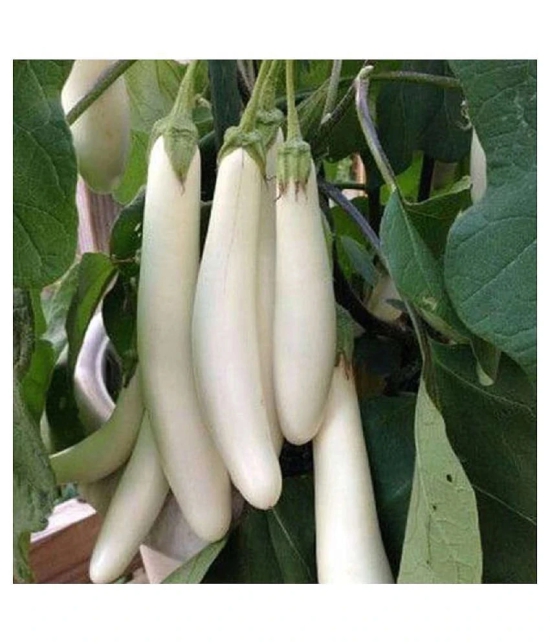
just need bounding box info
[13,288,57,582]
[204,475,316,583]
[66,252,116,373]
[398,378,482,583]
[13,60,78,289]
[430,341,536,583]
[13,289,35,379]
[375,61,470,181]
[359,393,416,576]
[162,538,228,584]
[13,380,58,582]
[21,338,55,423]
[445,60,536,382]
[381,190,469,341]
[41,262,80,360]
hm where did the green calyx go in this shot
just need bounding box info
[256,107,284,151]
[150,115,198,184]
[277,138,312,194]
[218,125,266,173]
[148,61,200,184]
[218,61,280,172]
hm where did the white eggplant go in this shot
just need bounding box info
[257,129,285,454]
[273,161,336,444]
[49,370,143,484]
[192,148,282,510]
[89,415,169,584]
[313,357,393,584]
[61,60,130,194]
[137,137,232,542]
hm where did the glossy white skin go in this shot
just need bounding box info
[89,415,169,584]
[273,161,336,445]
[49,370,143,484]
[313,359,394,584]
[61,60,130,194]
[470,128,487,203]
[192,148,282,510]
[257,130,284,455]
[137,138,232,542]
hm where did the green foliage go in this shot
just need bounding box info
[204,475,316,583]
[359,394,416,576]
[114,60,187,203]
[66,253,116,374]
[381,190,470,342]
[445,60,537,383]
[430,342,536,582]
[162,538,228,583]
[13,288,57,582]
[13,60,78,289]
[398,379,482,583]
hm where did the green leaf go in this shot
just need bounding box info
[114,60,187,204]
[21,338,56,422]
[204,475,316,583]
[430,342,536,583]
[398,378,482,584]
[13,60,78,289]
[381,191,469,341]
[445,60,536,382]
[66,253,116,374]
[339,235,378,286]
[359,394,416,576]
[13,289,35,378]
[375,61,470,181]
[41,262,80,360]
[14,379,58,582]
[266,475,316,583]
[162,538,228,584]
[102,275,138,376]
[109,189,144,279]
[44,358,88,451]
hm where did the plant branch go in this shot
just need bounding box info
[355,67,398,192]
[318,178,384,264]
[370,70,462,91]
[322,60,342,123]
[66,60,137,125]
[285,60,301,140]
[311,76,355,153]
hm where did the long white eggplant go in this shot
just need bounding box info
[89,415,169,584]
[61,60,130,194]
[273,161,336,445]
[313,357,393,584]
[49,370,143,484]
[137,137,232,542]
[257,129,284,454]
[192,147,282,510]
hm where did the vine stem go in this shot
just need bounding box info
[285,60,301,140]
[355,67,398,192]
[66,60,137,125]
[170,60,200,120]
[239,60,271,133]
[318,177,384,265]
[321,60,342,124]
[371,70,461,91]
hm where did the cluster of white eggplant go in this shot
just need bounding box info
[51,60,393,584]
